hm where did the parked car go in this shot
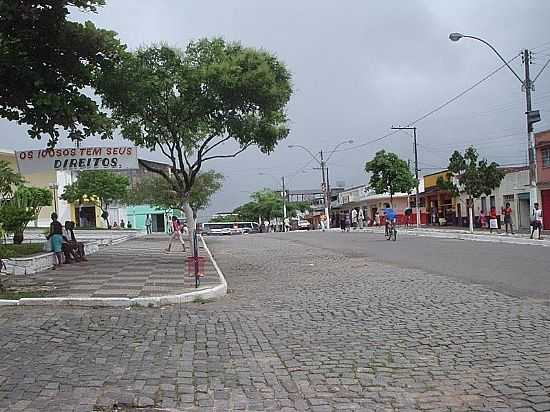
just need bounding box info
[297,220,311,230]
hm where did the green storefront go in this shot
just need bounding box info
[126,205,182,232]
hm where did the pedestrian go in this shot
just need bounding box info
[284,217,290,232]
[530,202,543,240]
[431,207,437,226]
[479,209,486,229]
[358,208,364,229]
[46,213,64,269]
[145,214,152,234]
[339,212,346,232]
[503,202,514,234]
[404,207,412,228]
[166,216,186,252]
[489,206,498,234]
[374,210,380,227]
[264,219,270,233]
[320,214,327,231]
[120,219,125,229]
[345,212,351,232]
[351,208,358,230]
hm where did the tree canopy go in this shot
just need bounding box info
[231,190,309,222]
[61,170,129,227]
[365,150,416,205]
[0,0,124,146]
[95,39,293,234]
[128,170,223,217]
[437,146,505,201]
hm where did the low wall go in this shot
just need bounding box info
[3,242,100,275]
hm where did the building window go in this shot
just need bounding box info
[543,148,550,168]
[503,194,514,202]
[481,197,487,212]
[490,196,496,209]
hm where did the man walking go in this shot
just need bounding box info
[351,208,358,230]
[503,202,514,235]
[530,203,543,240]
[145,214,152,235]
[358,208,364,229]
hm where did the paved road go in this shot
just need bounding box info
[275,230,550,301]
[0,233,549,411]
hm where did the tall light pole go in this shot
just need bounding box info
[449,33,546,204]
[391,126,420,228]
[289,139,353,229]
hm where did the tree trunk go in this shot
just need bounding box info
[182,200,197,256]
[13,231,23,245]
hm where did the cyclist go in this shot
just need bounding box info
[383,204,396,237]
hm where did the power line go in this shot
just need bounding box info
[334,53,521,153]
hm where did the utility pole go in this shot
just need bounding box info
[391,126,421,228]
[281,176,287,232]
[523,49,536,190]
[320,150,330,230]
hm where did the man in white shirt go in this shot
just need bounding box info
[530,203,544,240]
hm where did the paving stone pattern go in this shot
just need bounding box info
[0,234,550,411]
[8,234,218,298]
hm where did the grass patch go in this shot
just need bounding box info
[0,243,44,258]
[0,290,49,300]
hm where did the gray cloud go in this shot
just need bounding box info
[2,0,549,216]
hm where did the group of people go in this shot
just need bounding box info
[477,202,543,239]
[112,219,131,229]
[46,213,87,269]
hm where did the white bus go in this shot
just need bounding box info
[202,222,260,235]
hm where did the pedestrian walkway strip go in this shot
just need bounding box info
[0,235,227,308]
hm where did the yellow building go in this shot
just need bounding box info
[0,149,105,228]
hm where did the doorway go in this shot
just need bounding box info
[152,213,166,232]
[542,190,550,230]
[77,206,96,228]
[517,193,531,230]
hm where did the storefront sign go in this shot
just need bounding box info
[15,147,139,174]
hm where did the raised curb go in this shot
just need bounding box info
[352,227,550,247]
[1,235,227,308]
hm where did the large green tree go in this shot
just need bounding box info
[61,170,129,228]
[437,146,505,232]
[95,39,292,249]
[0,0,124,146]
[365,150,416,206]
[128,170,223,219]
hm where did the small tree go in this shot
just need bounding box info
[61,171,129,228]
[0,160,24,200]
[95,39,292,251]
[365,150,416,206]
[0,186,51,244]
[437,146,505,232]
[128,170,224,219]
[0,0,124,146]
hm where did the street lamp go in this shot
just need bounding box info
[288,139,354,229]
[449,32,546,205]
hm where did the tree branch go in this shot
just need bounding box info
[202,135,231,156]
[202,144,253,162]
[138,160,179,193]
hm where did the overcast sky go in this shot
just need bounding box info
[2,0,550,217]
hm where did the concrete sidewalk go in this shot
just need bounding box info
[342,225,550,246]
[2,234,224,305]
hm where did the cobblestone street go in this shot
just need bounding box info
[1,233,550,411]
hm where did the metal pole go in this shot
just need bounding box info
[413,127,420,228]
[282,176,287,232]
[326,166,331,226]
[524,49,537,202]
[320,150,330,230]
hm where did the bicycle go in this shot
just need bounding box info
[385,219,397,241]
